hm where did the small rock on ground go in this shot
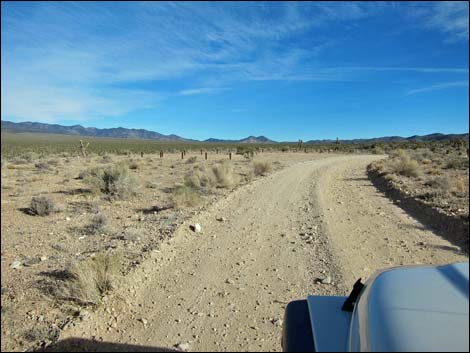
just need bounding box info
[190,223,202,233]
[175,342,190,351]
[10,261,22,269]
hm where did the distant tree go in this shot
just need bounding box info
[79,140,90,157]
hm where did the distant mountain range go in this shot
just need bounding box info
[305,133,469,144]
[205,136,274,144]
[1,120,192,142]
[1,120,468,144]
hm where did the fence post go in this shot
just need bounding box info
[229,152,232,160]
[205,152,208,160]
[181,151,184,159]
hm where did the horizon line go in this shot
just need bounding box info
[1,119,469,143]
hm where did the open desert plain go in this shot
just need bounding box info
[1,135,468,352]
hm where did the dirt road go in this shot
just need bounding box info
[60,155,468,352]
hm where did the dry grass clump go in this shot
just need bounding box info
[184,161,238,189]
[11,152,38,165]
[186,156,197,164]
[128,159,140,170]
[78,166,103,180]
[184,167,215,189]
[23,325,59,343]
[426,176,453,194]
[389,150,420,178]
[30,195,56,216]
[100,154,113,164]
[212,161,238,187]
[84,214,108,235]
[445,158,469,170]
[58,253,121,306]
[35,162,52,172]
[426,166,442,175]
[172,185,203,208]
[253,161,272,176]
[83,163,139,200]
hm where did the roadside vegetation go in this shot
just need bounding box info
[370,141,469,217]
[1,131,468,352]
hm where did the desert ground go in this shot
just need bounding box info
[1,149,468,352]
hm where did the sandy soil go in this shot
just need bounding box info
[54,155,468,352]
[0,151,323,351]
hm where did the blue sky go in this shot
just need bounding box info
[1,1,469,141]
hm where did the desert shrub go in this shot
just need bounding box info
[20,152,37,163]
[184,167,215,189]
[454,177,468,194]
[445,158,469,170]
[84,214,108,235]
[184,171,202,189]
[421,159,433,165]
[186,156,197,164]
[30,196,55,216]
[212,161,237,188]
[172,185,202,208]
[389,150,420,178]
[253,161,272,176]
[426,176,453,194]
[11,156,30,165]
[240,170,254,183]
[100,154,113,164]
[60,253,121,305]
[84,163,139,200]
[426,166,442,175]
[426,175,468,196]
[128,159,140,170]
[184,162,238,190]
[35,161,52,172]
[371,146,385,155]
[236,146,255,156]
[47,159,59,167]
[23,325,59,343]
[78,166,103,180]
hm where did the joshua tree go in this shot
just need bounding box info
[79,140,90,158]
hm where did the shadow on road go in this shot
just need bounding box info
[367,167,469,255]
[35,338,180,352]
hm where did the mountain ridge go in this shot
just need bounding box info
[2,120,468,144]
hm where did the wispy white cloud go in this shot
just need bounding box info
[179,87,228,96]
[408,81,469,95]
[1,2,468,123]
[407,1,469,42]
